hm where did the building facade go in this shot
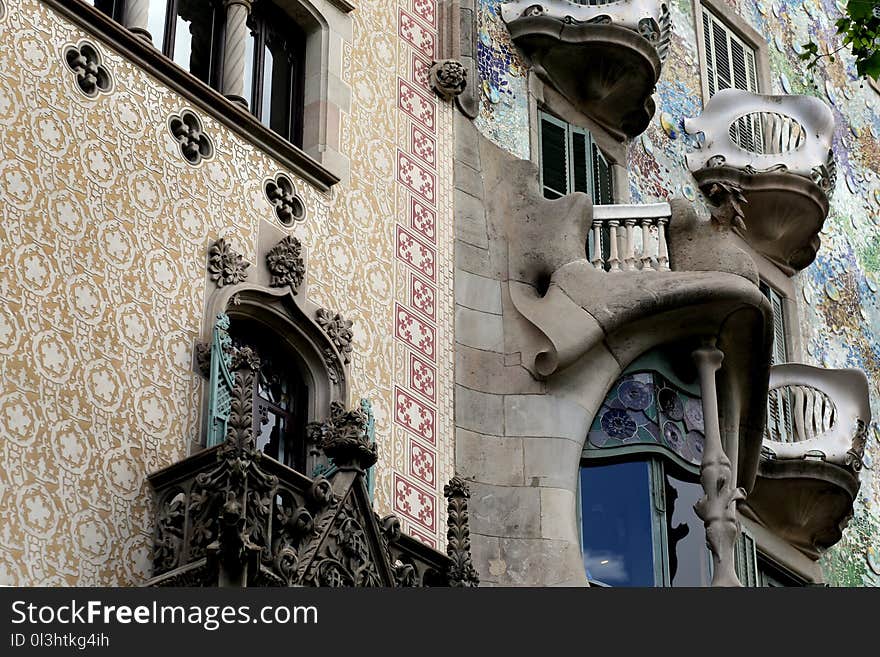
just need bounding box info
[0,0,877,586]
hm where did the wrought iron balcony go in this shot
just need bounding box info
[589,202,671,271]
[743,364,870,558]
[684,89,836,274]
[501,0,671,138]
[146,355,479,587]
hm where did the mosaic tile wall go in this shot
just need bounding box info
[0,0,455,584]
[477,0,880,585]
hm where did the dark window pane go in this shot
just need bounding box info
[541,119,568,199]
[261,44,275,127]
[580,461,655,586]
[89,0,123,20]
[592,144,614,205]
[572,132,588,195]
[664,473,711,586]
[243,30,256,108]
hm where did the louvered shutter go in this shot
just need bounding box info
[734,531,759,587]
[592,144,614,205]
[701,7,763,151]
[761,283,793,442]
[207,313,236,447]
[540,114,568,199]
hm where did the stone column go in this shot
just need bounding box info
[124,0,153,42]
[221,0,253,108]
[692,338,746,587]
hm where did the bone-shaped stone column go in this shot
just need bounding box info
[692,338,746,587]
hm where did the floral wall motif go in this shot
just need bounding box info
[0,0,455,584]
[478,0,880,585]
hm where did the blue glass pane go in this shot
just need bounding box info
[665,473,711,587]
[580,461,655,587]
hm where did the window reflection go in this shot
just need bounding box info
[580,461,655,587]
[665,473,711,587]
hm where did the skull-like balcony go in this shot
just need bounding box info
[501,0,671,139]
[743,365,871,559]
[685,89,836,275]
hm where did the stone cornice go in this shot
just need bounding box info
[42,0,340,192]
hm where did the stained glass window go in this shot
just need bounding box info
[587,371,705,465]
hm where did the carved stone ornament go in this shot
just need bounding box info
[429,59,467,100]
[704,181,748,232]
[444,476,480,587]
[63,41,112,98]
[307,401,378,472]
[266,235,305,292]
[315,308,354,364]
[265,174,306,225]
[208,238,250,288]
[168,109,214,165]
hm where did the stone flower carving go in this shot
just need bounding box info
[266,235,305,292]
[265,174,306,225]
[208,238,250,288]
[429,59,467,100]
[64,41,112,98]
[168,110,214,165]
[316,308,353,364]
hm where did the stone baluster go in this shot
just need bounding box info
[222,0,253,108]
[692,339,746,587]
[639,218,653,270]
[590,221,604,270]
[606,220,621,271]
[124,0,153,43]
[623,219,637,271]
[657,216,670,270]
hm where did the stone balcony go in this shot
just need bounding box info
[743,364,871,559]
[685,89,836,274]
[500,0,670,139]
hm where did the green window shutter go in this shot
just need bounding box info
[702,9,716,98]
[761,283,793,442]
[540,114,568,199]
[734,531,759,587]
[592,143,614,205]
[206,313,236,447]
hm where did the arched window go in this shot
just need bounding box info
[228,317,309,470]
[243,2,306,147]
[578,346,711,587]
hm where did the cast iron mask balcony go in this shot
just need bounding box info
[684,89,836,274]
[743,364,871,559]
[500,0,671,139]
[146,354,479,587]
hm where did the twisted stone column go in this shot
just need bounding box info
[692,338,746,587]
[124,0,153,43]
[221,0,253,108]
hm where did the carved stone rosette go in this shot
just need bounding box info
[208,238,250,288]
[307,401,378,472]
[266,235,305,292]
[429,59,467,100]
[443,476,480,587]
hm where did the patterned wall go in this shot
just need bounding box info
[0,0,454,584]
[475,0,880,585]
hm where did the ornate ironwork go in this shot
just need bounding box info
[206,314,235,448]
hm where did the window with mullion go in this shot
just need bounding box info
[245,4,306,147]
[87,0,125,20]
[539,111,613,205]
[145,0,224,88]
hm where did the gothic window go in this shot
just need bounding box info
[539,111,613,204]
[243,2,307,147]
[146,0,225,88]
[228,317,310,472]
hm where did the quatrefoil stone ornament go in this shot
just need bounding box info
[64,41,112,98]
[168,110,214,165]
[265,174,306,225]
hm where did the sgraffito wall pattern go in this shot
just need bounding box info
[0,0,455,584]
[476,0,880,584]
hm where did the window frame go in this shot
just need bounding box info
[760,279,795,443]
[693,0,772,107]
[578,452,712,587]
